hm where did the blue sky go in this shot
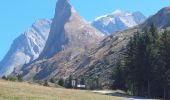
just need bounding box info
[0,0,170,60]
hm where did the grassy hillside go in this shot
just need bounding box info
[0,80,126,100]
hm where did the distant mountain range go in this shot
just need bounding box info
[20,0,170,83]
[0,0,145,77]
[91,10,146,35]
[1,0,170,87]
[0,19,51,76]
[21,0,104,80]
[72,6,170,85]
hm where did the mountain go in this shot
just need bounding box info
[21,4,170,86]
[91,10,146,35]
[70,6,170,86]
[11,0,170,88]
[142,7,170,28]
[0,19,51,77]
[39,0,104,59]
[21,0,104,80]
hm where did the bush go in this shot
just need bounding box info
[16,74,23,82]
[2,76,7,80]
[43,80,49,86]
[6,76,18,81]
[50,77,56,83]
[58,78,65,87]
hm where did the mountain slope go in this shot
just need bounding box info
[18,4,170,88]
[22,4,170,85]
[21,0,104,80]
[142,7,170,28]
[71,6,170,86]
[0,19,51,77]
[92,10,146,35]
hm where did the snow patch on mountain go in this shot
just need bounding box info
[92,10,146,35]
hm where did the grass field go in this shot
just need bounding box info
[0,80,127,100]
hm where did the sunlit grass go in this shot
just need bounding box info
[0,80,127,100]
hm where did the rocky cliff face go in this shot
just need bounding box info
[0,19,51,77]
[91,10,146,35]
[21,0,104,80]
[39,0,104,59]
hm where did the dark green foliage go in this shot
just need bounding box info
[156,30,170,99]
[80,77,85,85]
[2,76,7,80]
[112,24,170,99]
[6,76,18,81]
[58,78,65,87]
[16,74,23,82]
[86,78,101,90]
[66,75,73,88]
[95,78,101,89]
[43,80,49,86]
[123,25,161,97]
[3,74,23,82]
[112,57,126,90]
[50,77,56,83]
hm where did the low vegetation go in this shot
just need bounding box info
[2,74,22,82]
[56,75,102,90]
[0,80,125,100]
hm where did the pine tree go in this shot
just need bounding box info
[43,80,49,86]
[16,74,23,82]
[125,33,141,96]
[112,24,170,99]
[157,30,170,99]
[80,77,85,85]
[124,25,160,97]
[50,77,55,83]
[112,57,126,90]
[67,75,73,88]
[95,78,101,89]
[58,78,65,87]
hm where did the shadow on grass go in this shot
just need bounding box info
[107,92,146,99]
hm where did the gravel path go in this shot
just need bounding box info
[92,90,158,100]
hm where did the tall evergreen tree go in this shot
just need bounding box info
[112,57,126,90]
[157,30,170,99]
[58,78,65,87]
[67,75,73,88]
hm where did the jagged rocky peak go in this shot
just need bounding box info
[92,10,146,35]
[0,19,51,77]
[21,0,104,80]
[40,0,104,58]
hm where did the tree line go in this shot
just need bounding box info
[57,75,102,90]
[112,24,170,99]
[43,75,102,90]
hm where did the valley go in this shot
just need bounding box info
[0,0,169,99]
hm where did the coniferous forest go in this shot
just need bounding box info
[112,24,170,99]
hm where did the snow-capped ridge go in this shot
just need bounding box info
[112,9,122,14]
[92,10,146,35]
